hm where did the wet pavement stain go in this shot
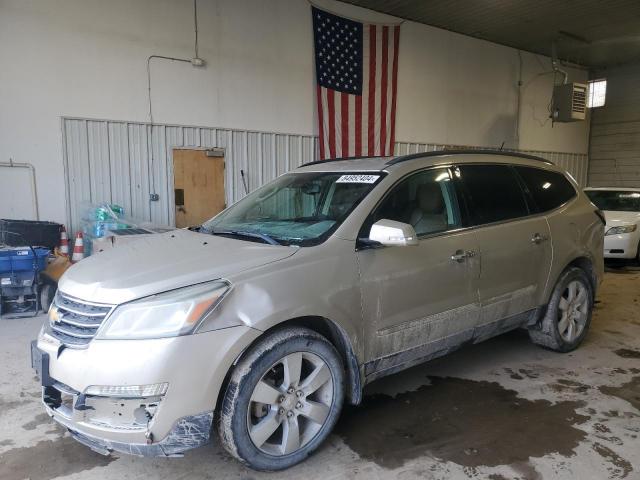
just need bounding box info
[0,396,30,413]
[21,412,51,431]
[0,436,115,480]
[549,379,591,394]
[592,442,633,479]
[604,330,624,336]
[334,377,588,470]
[503,368,524,380]
[615,348,640,359]
[600,376,640,411]
[593,423,612,434]
[517,369,540,380]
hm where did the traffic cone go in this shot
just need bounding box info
[59,226,69,257]
[71,232,85,263]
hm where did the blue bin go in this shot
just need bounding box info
[0,247,50,275]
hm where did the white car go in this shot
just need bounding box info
[585,187,640,261]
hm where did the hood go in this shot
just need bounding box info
[58,229,297,305]
[602,210,640,229]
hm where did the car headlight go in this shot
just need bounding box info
[98,281,232,339]
[605,224,637,236]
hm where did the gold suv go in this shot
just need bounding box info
[33,150,604,470]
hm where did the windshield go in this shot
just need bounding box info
[202,172,384,246]
[585,190,640,212]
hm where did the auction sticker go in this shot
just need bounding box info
[336,174,380,184]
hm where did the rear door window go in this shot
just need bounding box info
[457,164,529,225]
[515,166,576,213]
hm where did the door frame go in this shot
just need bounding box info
[170,147,226,227]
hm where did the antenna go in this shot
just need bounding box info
[240,170,249,195]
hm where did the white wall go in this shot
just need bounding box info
[0,0,590,226]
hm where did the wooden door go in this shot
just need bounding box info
[173,149,225,228]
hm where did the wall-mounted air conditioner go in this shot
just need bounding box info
[552,82,588,122]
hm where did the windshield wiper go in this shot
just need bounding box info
[210,229,281,246]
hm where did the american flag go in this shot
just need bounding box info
[312,7,400,160]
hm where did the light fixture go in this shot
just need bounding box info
[85,383,169,398]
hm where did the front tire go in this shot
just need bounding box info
[528,267,593,352]
[39,283,54,313]
[218,327,344,471]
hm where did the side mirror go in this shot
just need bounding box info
[369,219,419,247]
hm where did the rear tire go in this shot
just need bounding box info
[217,327,344,471]
[528,267,593,352]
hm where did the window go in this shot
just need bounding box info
[204,171,383,246]
[585,190,640,212]
[588,79,607,108]
[361,168,462,237]
[515,167,576,212]
[458,164,529,224]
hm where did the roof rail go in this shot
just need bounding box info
[385,149,553,166]
[302,155,391,167]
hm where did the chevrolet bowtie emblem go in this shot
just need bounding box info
[49,306,62,324]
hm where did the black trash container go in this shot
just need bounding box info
[0,219,62,250]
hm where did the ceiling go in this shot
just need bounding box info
[339,0,640,69]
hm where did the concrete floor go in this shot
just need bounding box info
[1,267,639,480]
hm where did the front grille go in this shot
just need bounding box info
[49,292,114,347]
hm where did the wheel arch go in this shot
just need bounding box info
[565,256,598,296]
[215,316,363,417]
[536,255,598,325]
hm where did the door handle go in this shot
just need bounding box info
[531,233,548,244]
[451,249,476,263]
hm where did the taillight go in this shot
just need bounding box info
[594,209,606,226]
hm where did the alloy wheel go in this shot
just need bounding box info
[557,280,589,342]
[246,351,334,456]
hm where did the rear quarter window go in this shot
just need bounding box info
[515,166,576,213]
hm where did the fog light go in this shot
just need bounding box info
[85,383,168,397]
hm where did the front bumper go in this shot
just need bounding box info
[62,408,213,457]
[32,325,261,456]
[603,233,639,259]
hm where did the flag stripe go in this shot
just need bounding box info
[316,85,325,160]
[321,88,330,157]
[341,92,349,158]
[389,25,400,154]
[374,26,383,155]
[348,94,356,157]
[380,26,389,157]
[367,25,376,156]
[384,27,394,154]
[327,89,336,159]
[355,95,362,157]
[361,23,370,158]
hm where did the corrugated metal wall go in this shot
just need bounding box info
[62,117,589,232]
[588,63,640,187]
[62,118,319,233]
